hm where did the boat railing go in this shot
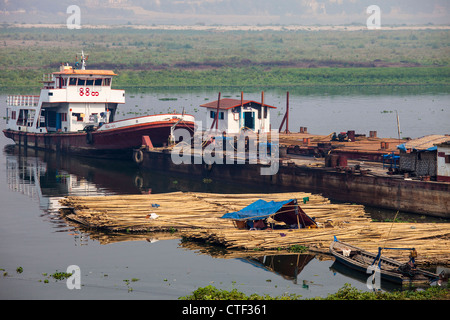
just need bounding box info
[7,95,40,107]
[42,73,54,82]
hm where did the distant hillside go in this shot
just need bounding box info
[1,0,449,25]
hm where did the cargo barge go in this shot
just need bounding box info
[132,129,450,219]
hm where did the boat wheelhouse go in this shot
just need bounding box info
[3,52,195,157]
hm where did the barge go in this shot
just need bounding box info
[133,131,450,219]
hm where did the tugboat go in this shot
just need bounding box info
[3,52,195,158]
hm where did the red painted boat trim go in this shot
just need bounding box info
[437,175,450,182]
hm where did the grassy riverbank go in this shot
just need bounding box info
[113,66,450,88]
[1,26,449,88]
[2,65,449,89]
[180,283,450,300]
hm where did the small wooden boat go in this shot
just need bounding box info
[329,238,440,286]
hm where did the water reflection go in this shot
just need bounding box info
[238,254,315,284]
[4,143,294,203]
[329,261,402,292]
[4,144,131,237]
[4,145,140,199]
[178,240,332,287]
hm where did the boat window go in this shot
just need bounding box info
[69,78,77,86]
[94,78,102,86]
[86,79,94,86]
[72,113,84,122]
[11,111,16,120]
[89,113,99,123]
[77,79,85,86]
[210,111,224,120]
[17,109,26,126]
[27,110,35,127]
[103,78,111,86]
[59,77,67,88]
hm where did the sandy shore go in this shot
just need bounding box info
[5,23,450,32]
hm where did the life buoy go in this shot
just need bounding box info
[134,175,144,188]
[134,149,144,164]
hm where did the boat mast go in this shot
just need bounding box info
[76,50,88,70]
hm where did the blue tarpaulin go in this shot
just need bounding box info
[397,143,437,152]
[221,199,317,228]
[221,199,293,221]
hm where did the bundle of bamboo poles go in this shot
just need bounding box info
[60,192,234,232]
[181,222,450,265]
[59,191,368,232]
[59,191,450,265]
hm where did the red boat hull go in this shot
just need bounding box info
[3,120,195,158]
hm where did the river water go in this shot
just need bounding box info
[0,86,448,300]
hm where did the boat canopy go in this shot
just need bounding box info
[221,199,317,228]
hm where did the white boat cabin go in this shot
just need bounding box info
[5,53,125,134]
[200,98,276,134]
[436,140,450,182]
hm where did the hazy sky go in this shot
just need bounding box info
[1,0,449,25]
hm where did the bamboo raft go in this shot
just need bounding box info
[59,191,450,265]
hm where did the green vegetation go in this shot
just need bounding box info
[49,271,73,281]
[287,244,309,253]
[113,66,449,88]
[0,26,449,88]
[316,283,450,300]
[180,283,450,300]
[37,270,73,283]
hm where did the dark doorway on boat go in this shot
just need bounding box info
[47,110,57,131]
[244,111,255,130]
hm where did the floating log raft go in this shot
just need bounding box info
[59,191,450,265]
[59,191,368,232]
[183,222,450,265]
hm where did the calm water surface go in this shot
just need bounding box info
[0,86,448,300]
